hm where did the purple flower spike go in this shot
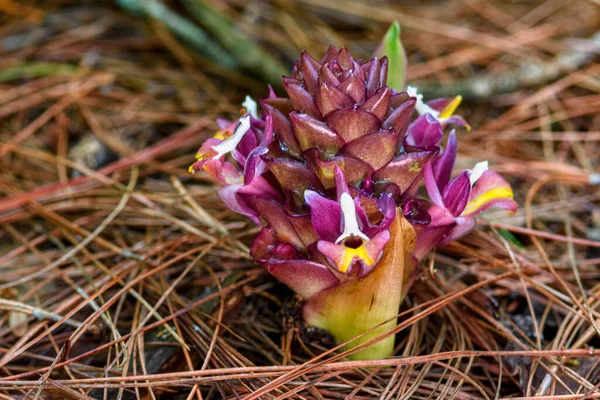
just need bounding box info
[188,39,516,360]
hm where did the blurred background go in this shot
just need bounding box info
[0,0,599,398]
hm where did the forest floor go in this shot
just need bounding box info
[0,0,599,398]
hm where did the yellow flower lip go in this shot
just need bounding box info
[439,95,462,119]
[213,131,226,140]
[462,187,515,216]
[337,240,374,273]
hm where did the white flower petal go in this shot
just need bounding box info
[469,161,489,186]
[242,95,258,118]
[335,192,370,244]
[407,85,440,119]
[211,115,251,159]
[406,85,419,98]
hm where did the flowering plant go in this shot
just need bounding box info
[190,23,517,360]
